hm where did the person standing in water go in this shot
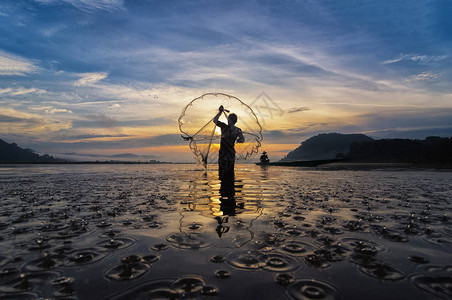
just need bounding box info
[213,105,245,181]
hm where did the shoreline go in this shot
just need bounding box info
[1,161,452,170]
[316,162,452,171]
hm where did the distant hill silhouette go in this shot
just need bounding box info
[348,136,452,164]
[0,139,65,163]
[282,133,373,161]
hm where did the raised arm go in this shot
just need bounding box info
[213,105,224,125]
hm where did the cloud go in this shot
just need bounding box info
[71,116,173,129]
[383,53,447,65]
[0,87,47,96]
[0,114,25,123]
[75,72,108,86]
[366,127,452,139]
[408,72,441,81]
[0,51,38,76]
[23,134,185,159]
[288,107,310,113]
[60,152,157,160]
[33,0,124,12]
[55,133,131,141]
[28,106,73,114]
[0,108,72,136]
[82,114,118,128]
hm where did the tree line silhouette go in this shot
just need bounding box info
[0,139,64,163]
[347,136,452,164]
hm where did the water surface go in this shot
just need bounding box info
[0,164,451,299]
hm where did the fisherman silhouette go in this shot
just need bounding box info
[260,151,270,164]
[213,105,245,181]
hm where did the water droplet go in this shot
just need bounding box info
[210,255,225,263]
[274,273,295,286]
[151,243,169,251]
[286,279,341,300]
[408,256,429,264]
[170,276,205,296]
[215,270,230,279]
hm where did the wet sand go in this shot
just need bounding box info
[0,164,451,299]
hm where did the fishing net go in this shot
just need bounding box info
[178,93,263,167]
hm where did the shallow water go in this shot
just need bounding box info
[0,164,451,299]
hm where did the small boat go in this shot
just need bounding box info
[255,158,344,167]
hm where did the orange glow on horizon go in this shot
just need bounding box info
[75,143,299,161]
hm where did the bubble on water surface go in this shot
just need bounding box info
[210,255,226,263]
[339,238,387,256]
[263,253,300,272]
[372,225,410,242]
[143,254,160,264]
[100,227,122,238]
[171,275,207,296]
[151,243,169,251]
[24,253,62,271]
[187,222,203,230]
[280,241,316,255]
[52,276,75,298]
[286,279,342,300]
[215,269,231,279]
[408,256,430,264]
[105,256,151,281]
[284,227,305,237]
[304,250,337,269]
[356,259,405,281]
[65,248,104,266]
[275,273,295,286]
[226,250,300,272]
[226,250,267,270]
[165,232,210,250]
[96,237,135,251]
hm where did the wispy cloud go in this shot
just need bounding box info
[408,72,441,81]
[34,0,124,12]
[28,106,73,114]
[0,51,38,76]
[55,133,131,141]
[0,87,47,96]
[75,72,108,86]
[0,107,72,136]
[383,53,447,65]
[82,114,118,128]
[60,152,157,160]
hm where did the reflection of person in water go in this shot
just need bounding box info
[260,151,270,164]
[213,105,245,181]
[217,179,239,237]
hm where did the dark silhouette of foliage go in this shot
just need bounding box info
[0,139,64,163]
[283,133,373,161]
[348,136,452,164]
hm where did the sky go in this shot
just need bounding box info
[1,0,451,162]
